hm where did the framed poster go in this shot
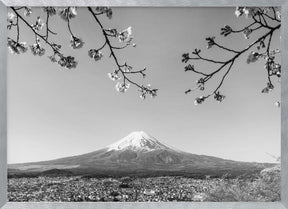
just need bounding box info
[0,0,287,209]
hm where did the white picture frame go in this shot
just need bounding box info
[0,0,287,209]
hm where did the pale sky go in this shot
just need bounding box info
[7,7,280,164]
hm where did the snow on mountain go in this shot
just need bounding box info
[106,131,171,152]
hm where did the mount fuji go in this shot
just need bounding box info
[8,131,273,178]
[106,131,173,152]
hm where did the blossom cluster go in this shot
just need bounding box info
[7,12,16,29]
[261,82,274,94]
[194,96,205,105]
[115,82,130,93]
[214,91,225,103]
[105,27,133,43]
[30,38,45,56]
[139,85,158,99]
[243,28,252,39]
[43,7,57,16]
[58,55,78,69]
[108,71,121,81]
[31,17,45,31]
[88,49,103,61]
[6,7,155,99]
[246,51,261,64]
[7,39,28,54]
[59,7,77,21]
[24,7,32,17]
[235,7,262,18]
[48,52,78,69]
[70,36,84,49]
[265,57,281,78]
[95,7,113,19]
[123,63,133,73]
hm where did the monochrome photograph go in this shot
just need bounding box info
[7,6,281,202]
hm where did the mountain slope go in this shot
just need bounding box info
[8,131,273,178]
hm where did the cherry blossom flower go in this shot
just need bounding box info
[43,7,57,16]
[105,28,118,37]
[24,7,32,17]
[276,11,281,20]
[118,26,132,42]
[261,82,274,93]
[31,17,44,31]
[58,56,77,69]
[30,41,45,56]
[7,39,28,54]
[115,82,130,93]
[108,72,121,81]
[235,7,245,17]
[59,7,77,21]
[243,8,261,18]
[7,12,16,22]
[7,12,16,29]
[123,64,132,72]
[70,36,84,49]
[235,7,260,18]
[214,91,226,103]
[139,85,158,99]
[95,7,113,19]
[273,64,281,77]
[194,96,205,105]
[48,55,57,63]
[247,51,260,64]
[106,9,113,19]
[88,49,103,61]
[243,28,252,39]
[206,36,215,49]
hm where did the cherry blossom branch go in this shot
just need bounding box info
[11,7,60,54]
[11,7,78,69]
[183,7,281,105]
[88,7,157,98]
[8,7,156,99]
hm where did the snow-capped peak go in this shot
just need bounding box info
[106,131,169,152]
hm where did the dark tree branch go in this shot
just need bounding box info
[8,6,156,98]
[189,54,226,64]
[184,7,280,104]
[87,7,157,95]
[213,42,240,53]
[16,15,19,43]
[44,12,57,41]
[213,61,234,95]
[231,21,258,33]
[11,7,62,55]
